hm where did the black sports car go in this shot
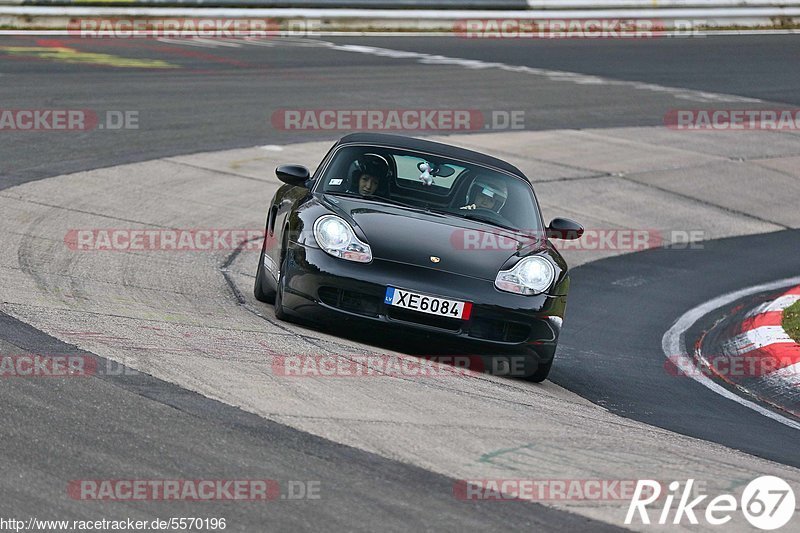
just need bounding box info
[254,133,583,381]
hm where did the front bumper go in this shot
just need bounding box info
[276,242,567,355]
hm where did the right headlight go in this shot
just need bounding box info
[494,256,555,295]
[313,215,372,263]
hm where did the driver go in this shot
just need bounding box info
[461,176,508,212]
[357,171,380,197]
[352,153,389,197]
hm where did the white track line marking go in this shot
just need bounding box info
[316,41,762,103]
[156,37,222,48]
[190,37,242,47]
[241,37,277,47]
[99,35,764,103]
[662,276,800,431]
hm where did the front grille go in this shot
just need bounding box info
[318,286,381,317]
[469,317,531,343]
[386,307,463,331]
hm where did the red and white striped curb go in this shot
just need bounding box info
[723,286,800,389]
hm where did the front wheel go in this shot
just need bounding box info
[273,243,290,321]
[254,249,276,304]
[525,344,556,383]
[526,358,553,383]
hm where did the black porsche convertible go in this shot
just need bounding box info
[254,133,583,381]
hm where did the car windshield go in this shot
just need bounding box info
[316,145,542,232]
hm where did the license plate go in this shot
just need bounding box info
[384,287,472,320]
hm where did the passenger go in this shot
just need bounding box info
[461,176,508,212]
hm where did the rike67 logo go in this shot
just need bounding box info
[626,476,795,530]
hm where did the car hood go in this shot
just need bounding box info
[321,195,545,280]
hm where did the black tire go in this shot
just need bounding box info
[254,248,276,304]
[273,241,290,321]
[526,358,553,383]
[524,343,557,383]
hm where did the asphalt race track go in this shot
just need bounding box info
[2,34,799,187]
[1,34,799,531]
[0,313,618,531]
[555,229,800,467]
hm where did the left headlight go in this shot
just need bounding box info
[313,215,372,263]
[495,256,555,295]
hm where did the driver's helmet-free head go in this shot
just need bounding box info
[468,176,508,211]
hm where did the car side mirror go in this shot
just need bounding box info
[547,218,584,240]
[276,165,311,187]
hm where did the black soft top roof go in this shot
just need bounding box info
[335,133,528,181]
